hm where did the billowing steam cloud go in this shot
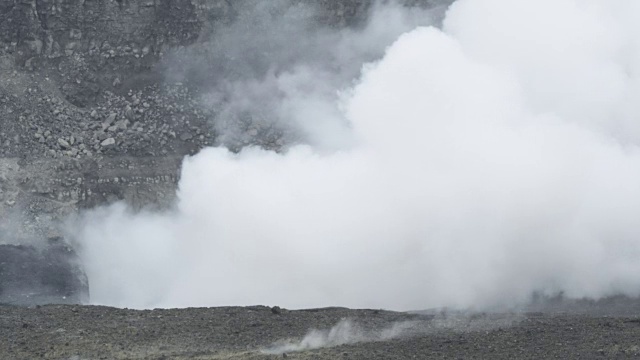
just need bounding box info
[72,0,640,311]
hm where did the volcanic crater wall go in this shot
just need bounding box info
[0,0,435,228]
[0,0,444,305]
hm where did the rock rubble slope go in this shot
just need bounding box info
[0,0,403,225]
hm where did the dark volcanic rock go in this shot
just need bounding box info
[0,238,88,306]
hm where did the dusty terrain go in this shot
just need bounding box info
[3,303,640,359]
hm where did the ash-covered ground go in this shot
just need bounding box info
[3,301,640,359]
[2,0,640,359]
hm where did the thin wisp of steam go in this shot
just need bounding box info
[262,313,521,354]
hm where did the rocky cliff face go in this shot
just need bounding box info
[0,0,395,160]
[0,0,373,107]
[1,0,426,218]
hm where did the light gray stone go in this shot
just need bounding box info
[101,138,116,147]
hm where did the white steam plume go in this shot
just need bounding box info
[72,0,640,311]
[262,314,520,354]
[261,319,420,354]
[262,319,372,354]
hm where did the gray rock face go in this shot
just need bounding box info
[0,0,446,160]
[0,239,89,306]
[0,0,375,105]
[0,155,181,260]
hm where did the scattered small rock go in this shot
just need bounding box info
[105,113,117,125]
[58,138,71,149]
[101,138,116,147]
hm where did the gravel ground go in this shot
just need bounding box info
[1,304,640,359]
